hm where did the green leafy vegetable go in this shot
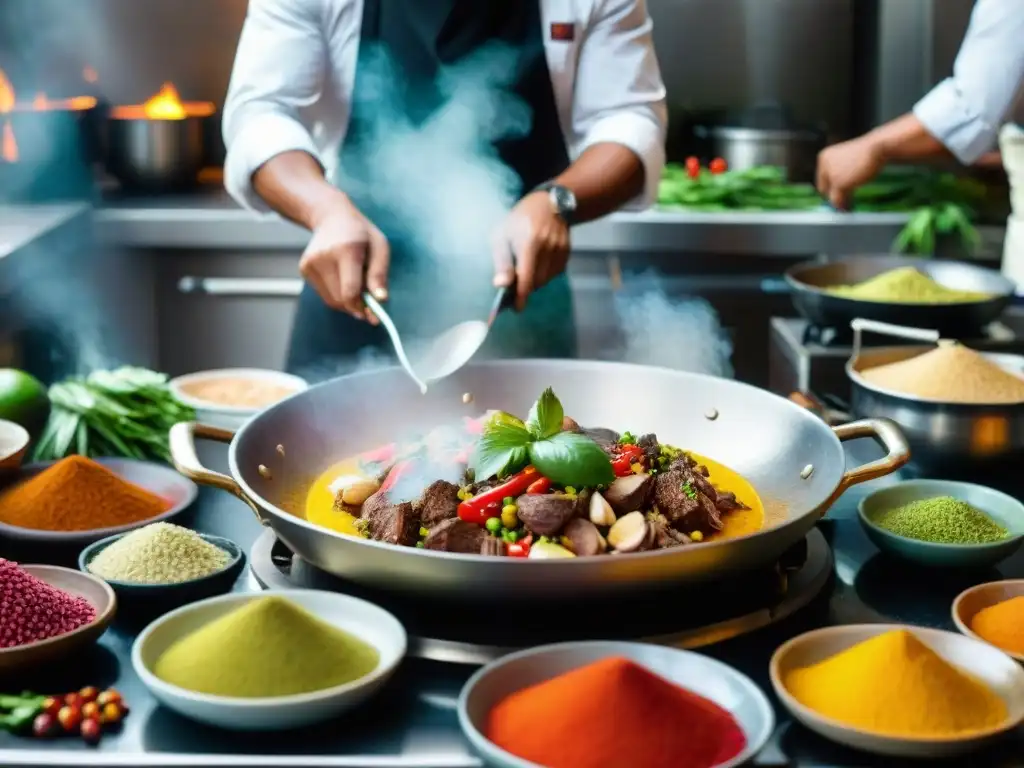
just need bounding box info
[526,387,564,439]
[32,367,195,463]
[528,432,615,487]
[468,390,614,486]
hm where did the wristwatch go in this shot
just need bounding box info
[534,182,578,225]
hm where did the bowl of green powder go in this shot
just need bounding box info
[859,480,1024,568]
[79,523,245,607]
[132,591,406,730]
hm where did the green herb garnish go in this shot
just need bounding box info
[681,482,697,499]
[470,388,614,487]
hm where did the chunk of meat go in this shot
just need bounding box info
[561,416,581,433]
[581,427,621,456]
[415,480,461,526]
[714,490,747,514]
[361,491,419,546]
[563,518,604,556]
[637,433,661,465]
[650,516,691,549]
[604,473,654,514]
[423,518,488,554]
[516,494,578,536]
[653,468,723,534]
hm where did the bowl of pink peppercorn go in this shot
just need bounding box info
[0,560,116,672]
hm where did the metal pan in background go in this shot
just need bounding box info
[785,255,1014,336]
[846,319,1024,474]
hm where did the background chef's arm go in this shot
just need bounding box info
[222,0,349,228]
[558,0,668,220]
[865,0,1024,166]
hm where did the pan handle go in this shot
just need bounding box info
[169,422,267,523]
[832,417,911,495]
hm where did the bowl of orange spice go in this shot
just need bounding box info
[0,455,198,544]
[954,580,1024,663]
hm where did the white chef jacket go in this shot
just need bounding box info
[222,0,668,215]
[913,0,1024,165]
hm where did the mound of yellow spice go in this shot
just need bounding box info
[826,267,991,304]
[153,596,380,698]
[783,630,1006,737]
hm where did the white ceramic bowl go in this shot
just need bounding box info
[0,419,29,473]
[169,368,308,431]
[0,565,116,672]
[459,641,774,768]
[770,624,1024,758]
[953,580,1024,663]
[132,589,407,731]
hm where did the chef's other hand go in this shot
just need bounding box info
[493,191,570,312]
[299,202,390,323]
[816,137,887,211]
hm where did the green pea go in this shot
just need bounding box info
[503,496,515,506]
[507,530,520,543]
[485,517,502,534]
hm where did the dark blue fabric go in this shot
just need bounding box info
[286,0,576,377]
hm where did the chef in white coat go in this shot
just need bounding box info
[816,0,1024,280]
[222,0,667,373]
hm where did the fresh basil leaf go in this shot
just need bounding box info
[526,387,564,439]
[528,432,614,487]
[470,421,532,480]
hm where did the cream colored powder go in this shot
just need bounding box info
[88,522,231,584]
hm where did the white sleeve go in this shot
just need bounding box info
[572,0,668,210]
[222,0,329,212]
[912,0,1024,165]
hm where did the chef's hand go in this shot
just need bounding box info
[816,137,887,210]
[493,191,570,312]
[299,201,390,323]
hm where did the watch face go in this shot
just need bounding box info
[551,185,577,215]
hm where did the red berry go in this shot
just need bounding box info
[57,705,82,732]
[80,717,102,745]
[709,157,728,174]
[63,693,82,708]
[81,701,100,720]
[41,697,62,718]
[32,713,58,738]
[100,702,124,725]
[685,156,700,171]
[96,689,122,707]
[78,686,99,703]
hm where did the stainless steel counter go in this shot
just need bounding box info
[0,204,91,259]
[95,193,916,256]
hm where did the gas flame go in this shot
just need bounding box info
[111,82,214,121]
[1,69,17,162]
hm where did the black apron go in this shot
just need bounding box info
[286,0,577,377]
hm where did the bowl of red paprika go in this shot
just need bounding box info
[458,640,774,768]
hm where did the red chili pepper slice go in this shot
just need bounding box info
[709,157,728,174]
[459,501,502,526]
[526,477,552,495]
[611,444,644,476]
[686,164,700,180]
[361,442,397,465]
[380,461,411,493]
[458,466,542,525]
[507,534,533,558]
[685,156,700,172]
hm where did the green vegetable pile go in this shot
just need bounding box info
[657,164,987,255]
[32,367,195,463]
[470,388,614,486]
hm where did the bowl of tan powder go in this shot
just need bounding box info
[79,522,244,607]
[170,369,308,430]
[847,340,1024,471]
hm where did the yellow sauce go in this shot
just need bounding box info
[304,451,764,541]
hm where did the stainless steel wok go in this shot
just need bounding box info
[170,360,910,600]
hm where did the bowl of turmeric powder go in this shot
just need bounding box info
[953,580,1024,663]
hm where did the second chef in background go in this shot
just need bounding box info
[220,0,668,375]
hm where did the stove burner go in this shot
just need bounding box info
[249,529,833,663]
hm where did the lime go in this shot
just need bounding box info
[0,369,50,433]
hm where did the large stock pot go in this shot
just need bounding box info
[170,360,909,600]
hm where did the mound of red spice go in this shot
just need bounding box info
[0,559,97,649]
[0,455,168,532]
[486,656,747,768]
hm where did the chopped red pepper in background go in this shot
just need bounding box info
[458,467,542,524]
[685,156,700,173]
[380,461,411,493]
[361,442,397,464]
[526,477,552,495]
[709,157,728,174]
[611,444,644,476]
[464,417,485,435]
[508,534,533,558]
[686,164,700,179]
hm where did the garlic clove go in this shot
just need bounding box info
[330,475,381,505]
[528,540,577,559]
[607,511,648,552]
[589,491,617,527]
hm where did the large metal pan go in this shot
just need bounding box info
[846,319,1024,473]
[169,360,909,601]
[785,255,1013,336]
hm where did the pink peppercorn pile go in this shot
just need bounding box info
[0,559,97,649]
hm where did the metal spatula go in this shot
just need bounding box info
[365,286,514,394]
